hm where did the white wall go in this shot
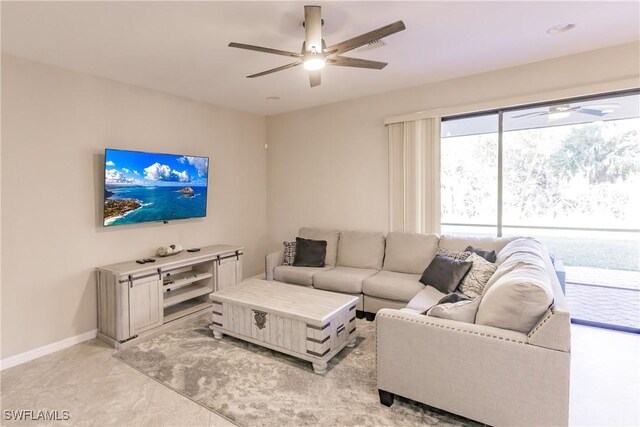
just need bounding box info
[0,55,268,359]
[266,42,640,246]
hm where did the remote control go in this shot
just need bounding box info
[143,258,156,263]
[136,259,146,264]
[187,248,201,252]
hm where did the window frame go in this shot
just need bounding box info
[440,88,640,237]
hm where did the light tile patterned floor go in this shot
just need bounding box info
[0,337,235,427]
[1,324,639,426]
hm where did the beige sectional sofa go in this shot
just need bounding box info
[266,227,516,314]
[266,227,571,426]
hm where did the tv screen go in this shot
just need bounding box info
[103,149,209,226]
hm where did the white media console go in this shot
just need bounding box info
[96,244,243,349]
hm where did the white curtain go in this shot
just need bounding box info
[388,117,441,234]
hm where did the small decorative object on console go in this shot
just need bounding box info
[156,244,184,257]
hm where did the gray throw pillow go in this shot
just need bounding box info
[420,254,473,294]
[459,253,498,298]
[465,246,497,263]
[282,241,296,266]
[292,237,327,267]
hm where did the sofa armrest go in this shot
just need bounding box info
[265,250,284,281]
[375,308,570,426]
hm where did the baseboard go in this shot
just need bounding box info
[0,329,98,371]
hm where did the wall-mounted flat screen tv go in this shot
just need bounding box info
[103,149,209,227]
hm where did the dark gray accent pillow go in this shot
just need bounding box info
[436,293,471,305]
[419,254,473,294]
[292,237,327,267]
[465,246,497,263]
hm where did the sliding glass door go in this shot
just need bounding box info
[440,90,640,331]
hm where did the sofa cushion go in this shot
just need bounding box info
[427,296,481,324]
[404,285,445,311]
[292,237,326,267]
[299,227,340,267]
[273,265,333,287]
[458,253,498,298]
[336,230,386,270]
[439,235,517,254]
[313,267,378,294]
[419,255,473,294]
[383,232,439,275]
[475,263,554,334]
[363,270,425,303]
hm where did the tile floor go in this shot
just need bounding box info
[1,323,639,427]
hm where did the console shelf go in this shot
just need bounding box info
[164,298,212,323]
[163,271,214,292]
[97,244,244,349]
[163,283,212,308]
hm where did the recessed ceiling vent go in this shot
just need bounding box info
[352,39,387,53]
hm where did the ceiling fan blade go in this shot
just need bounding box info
[576,108,609,116]
[511,112,548,119]
[325,21,406,55]
[247,61,301,78]
[309,70,321,87]
[304,5,323,53]
[328,56,387,69]
[229,42,303,58]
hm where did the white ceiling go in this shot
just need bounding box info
[2,1,639,116]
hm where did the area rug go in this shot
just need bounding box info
[114,319,478,426]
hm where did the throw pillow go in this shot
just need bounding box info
[292,237,327,267]
[437,247,471,261]
[465,246,497,263]
[436,293,470,305]
[419,254,473,294]
[282,241,296,266]
[427,296,482,324]
[458,253,498,298]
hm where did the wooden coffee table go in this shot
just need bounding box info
[209,279,358,374]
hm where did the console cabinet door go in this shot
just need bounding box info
[128,275,163,336]
[216,255,243,291]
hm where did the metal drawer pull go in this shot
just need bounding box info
[336,324,345,336]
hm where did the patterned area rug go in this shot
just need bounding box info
[114,319,478,426]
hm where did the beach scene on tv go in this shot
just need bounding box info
[104,149,209,226]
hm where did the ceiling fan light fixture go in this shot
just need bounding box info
[548,111,571,121]
[303,55,326,71]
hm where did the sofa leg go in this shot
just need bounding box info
[356,310,365,319]
[364,312,376,322]
[378,389,394,407]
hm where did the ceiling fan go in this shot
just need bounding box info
[228,5,406,87]
[513,103,620,121]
